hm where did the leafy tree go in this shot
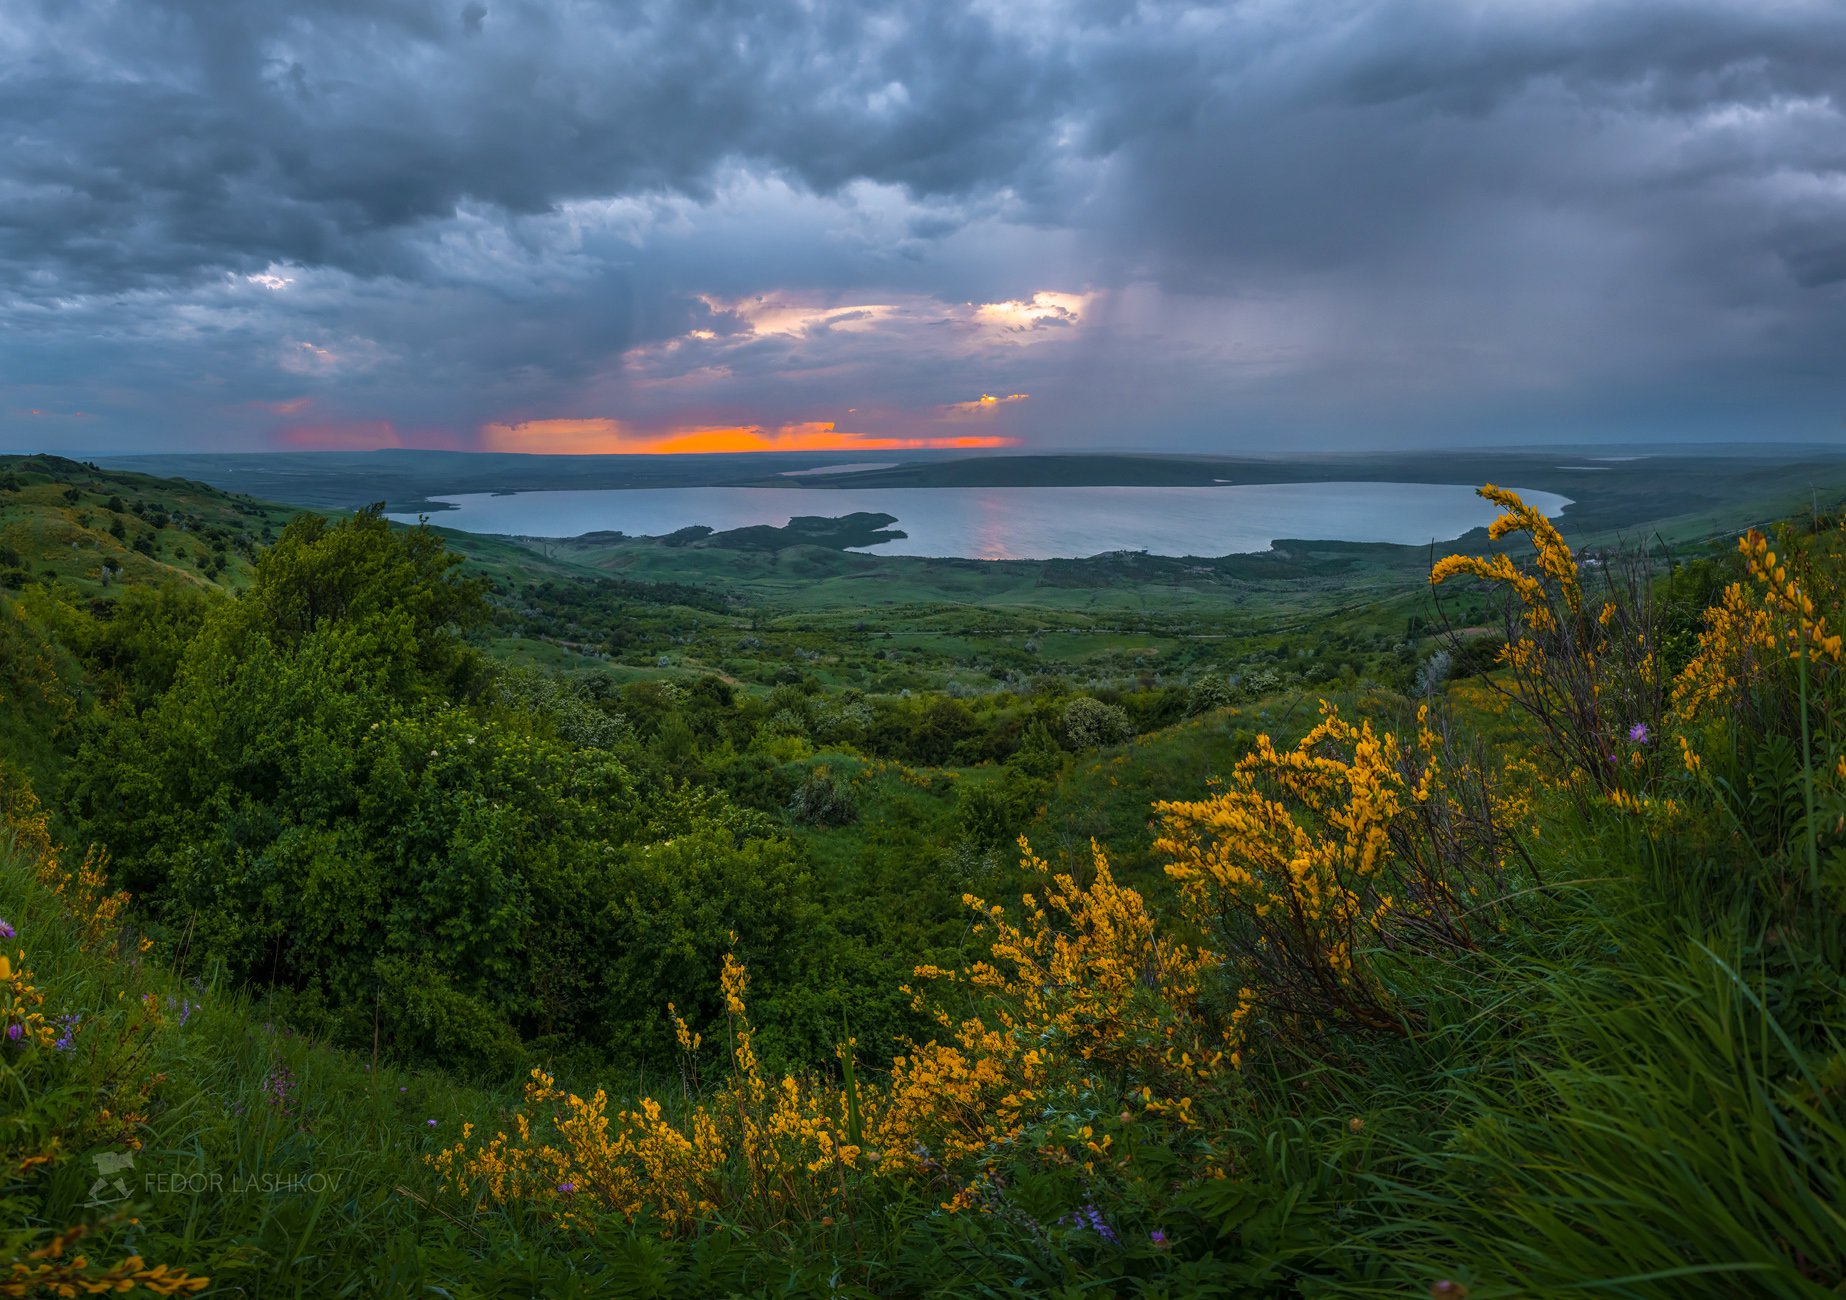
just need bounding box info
[224,505,488,697]
[67,508,816,1069]
[79,584,214,709]
[492,664,631,750]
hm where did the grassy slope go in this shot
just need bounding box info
[8,666,1840,1297]
[0,837,609,1297]
[1,455,295,598]
[0,458,295,794]
[5,455,1845,1295]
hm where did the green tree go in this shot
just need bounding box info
[68,508,818,1069]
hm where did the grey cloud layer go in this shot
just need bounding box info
[2,0,1842,449]
[1,0,1072,294]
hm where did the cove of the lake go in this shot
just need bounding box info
[387,482,1571,561]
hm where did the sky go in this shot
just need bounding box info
[2,0,1844,457]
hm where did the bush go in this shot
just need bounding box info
[1063,696,1133,748]
[1413,648,1452,696]
[434,842,1222,1234]
[61,510,816,1066]
[1187,674,1237,714]
[1433,485,1666,794]
[715,749,799,812]
[494,665,632,750]
[1155,700,1514,1041]
[373,956,526,1077]
[786,765,858,827]
[954,771,1044,852]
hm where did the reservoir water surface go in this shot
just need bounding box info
[388,482,1570,561]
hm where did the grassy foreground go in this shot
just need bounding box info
[3,487,1845,1297]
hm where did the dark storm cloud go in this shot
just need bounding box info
[1,0,1843,451]
[1083,1,1846,279]
[0,0,1070,296]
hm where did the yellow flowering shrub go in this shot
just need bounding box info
[434,841,1227,1228]
[431,950,848,1231]
[0,773,207,1295]
[1,772,85,1052]
[890,840,1221,1181]
[1,1225,208,1298]
[1673,528,1842,725]
[1431,485,1665,793]
[1668,521,1846,864]
[1155,700,1513,1038]
[2,771,128,954]
[1431,484,1580,631]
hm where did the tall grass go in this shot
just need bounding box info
[1326,856,1845,1298]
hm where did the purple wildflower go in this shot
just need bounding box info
[54,1015,79,1051]
[426,1118,438,1127]
[1061,1203,1119,1245]
[262,1063,298,1116]
[558,1181,576,1194]
[5,1023,20,1043]
[0,918,14,939]
[1150,1230,1169,1248]
[1629,722,1650,743]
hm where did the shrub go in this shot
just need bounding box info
[1413,648,1452,696]
[1669,523,1846,880]
[434,841,1227,1229]
[1063,696,1133,748]
[4,768,127,954]
[494,665,631,750]
[1155,700,1514,1039]
[787,765,858,827]
[373,956,526,1077]
[1,775,211,1296]
[1673,527,1841,735]
[1432,485,1666,795]
[1186,674,1237,714]
[953,770,1047,852]
[1007,718,1065,777]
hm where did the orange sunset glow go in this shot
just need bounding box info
[480,417,1018,455]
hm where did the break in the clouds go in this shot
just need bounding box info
[2,0,1844,454]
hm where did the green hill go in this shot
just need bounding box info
[3,456,1844,1297]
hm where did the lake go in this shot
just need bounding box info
[388,482,1571,560]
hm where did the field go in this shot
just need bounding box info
[2,449,1845,1296]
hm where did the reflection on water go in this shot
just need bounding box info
[388,482,1571,561]
[972,489,1014,561]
